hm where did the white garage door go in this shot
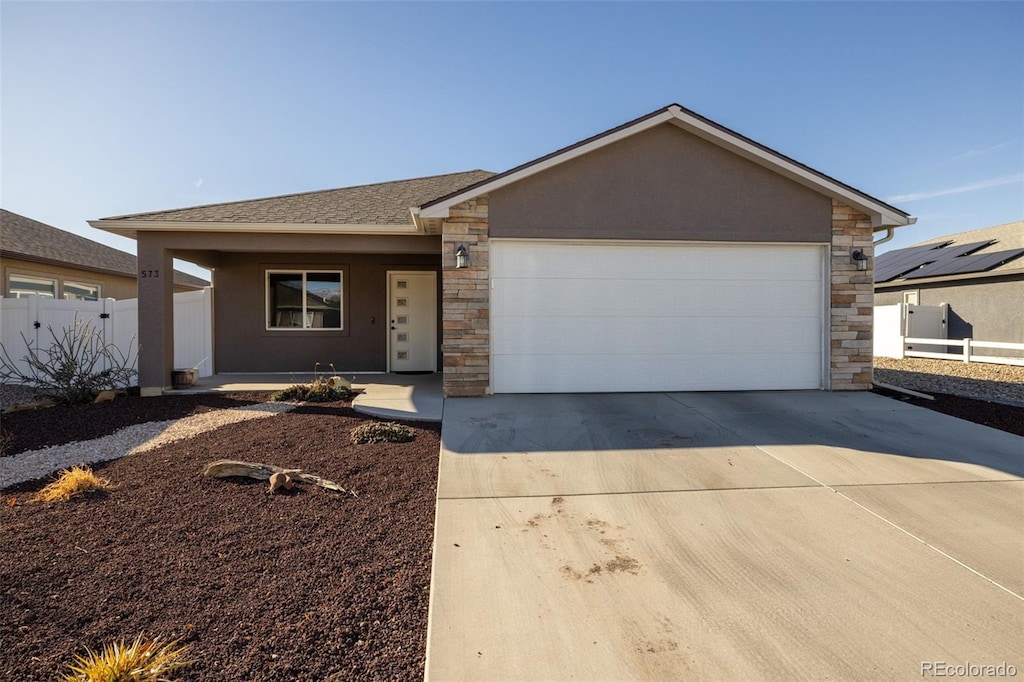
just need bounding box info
[491,240,826,393]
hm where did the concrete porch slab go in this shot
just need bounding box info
[168,372,443,422]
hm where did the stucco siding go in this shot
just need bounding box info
[214,252,440,372]
[489,123,832,242]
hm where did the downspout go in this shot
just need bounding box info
[874,216,916,246]
[873,228,895,246]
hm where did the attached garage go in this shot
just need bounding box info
[491,240,827,393]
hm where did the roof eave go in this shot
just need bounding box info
[90,219,423,239]
[875,266,1024,288]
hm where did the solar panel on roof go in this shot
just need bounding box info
[903,248,1024,279]
[873,242,952,282]
[892,240,995,279]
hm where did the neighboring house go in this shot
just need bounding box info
[90,104,914,397]
[1,209,209,300]
[874,221,1024,344]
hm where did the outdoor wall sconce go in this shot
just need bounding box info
[455,244,469,269]
[851,249,869,271]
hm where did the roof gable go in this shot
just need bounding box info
[1,210,209,288]
[419,104,913,229]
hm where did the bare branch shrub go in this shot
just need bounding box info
[0,315,137,405]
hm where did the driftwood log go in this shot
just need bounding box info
[203,459,356,496]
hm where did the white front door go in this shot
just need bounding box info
[388,271,437,372]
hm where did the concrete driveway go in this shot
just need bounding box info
[425,391,1023,681]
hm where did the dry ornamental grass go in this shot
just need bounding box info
[33,466,114,503]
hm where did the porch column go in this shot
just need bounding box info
[137,234,174,396]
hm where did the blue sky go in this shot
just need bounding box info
[2,1,1022,278]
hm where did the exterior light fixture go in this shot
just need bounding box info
[455,244,469,269]
[851,249,869,271]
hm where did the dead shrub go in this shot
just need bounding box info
[62,635,192,681]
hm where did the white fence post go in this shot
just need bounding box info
[896,336,906,360]
[963,338,971,364]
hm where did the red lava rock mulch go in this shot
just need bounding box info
[1,392,273,457]
[1,398,440,681]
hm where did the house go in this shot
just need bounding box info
[1,209,209,300]
[874,221,1024,346]
[90,104,914,397]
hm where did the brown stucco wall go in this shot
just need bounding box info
[489,123,832,242]
[0,256,198,299]
[214,252,440,373]
[876,276,1024,347]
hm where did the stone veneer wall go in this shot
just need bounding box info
[441,197,491,397]
[830,199,875,390]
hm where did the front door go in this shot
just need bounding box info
[388,271,437,372]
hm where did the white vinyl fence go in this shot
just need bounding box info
[0,288,213,380]
[874,302,1024,366]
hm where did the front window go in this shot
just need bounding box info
[8,274,57,298]
[267,271,342,330]
[64,281,101,301]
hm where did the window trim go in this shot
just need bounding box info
[265,270,344,332]
[7,273,58,299]
[63,280,103,301]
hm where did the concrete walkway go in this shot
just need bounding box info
[426,391,1023,681]
[170,372,443,422]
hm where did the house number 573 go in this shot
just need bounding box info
[141,270,160,278]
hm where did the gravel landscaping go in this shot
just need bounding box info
[874,357,1024,404]
[873,358,1024,437]
[1,392,440,681]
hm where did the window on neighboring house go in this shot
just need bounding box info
[8,274,57,298]
[266,271,343,330]
[64,281,101,301]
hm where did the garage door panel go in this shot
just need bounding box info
[492,242,823,280]
[493,279,822,318]
[490,241,825,393]
[492,353,823,393]
[492,315,821,356]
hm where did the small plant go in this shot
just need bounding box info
[0,315,137,405]
[62,635,192,681]
[33,465,114,503]
[351,421,415,444]
[271,365,351,403]
[271,379,351,403]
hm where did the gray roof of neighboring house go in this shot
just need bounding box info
[99,170,496,225]
[876,220,1024,286]
[0,209,209,288]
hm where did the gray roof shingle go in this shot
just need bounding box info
[100,170,496,225]
[1,210,209,288]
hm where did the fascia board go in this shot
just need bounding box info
[417,110,677,219]
[90,220,420,238]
